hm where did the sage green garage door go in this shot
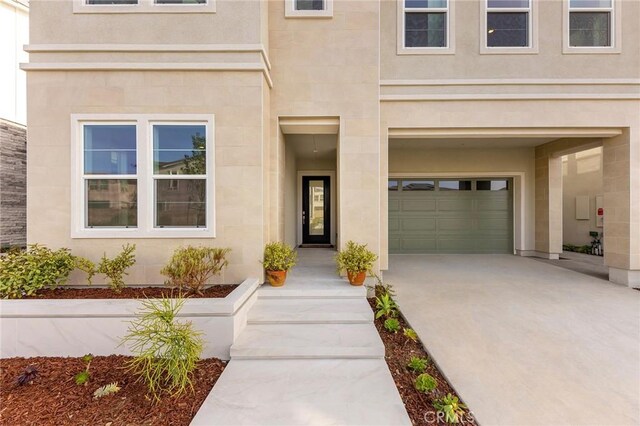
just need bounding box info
[389,178,513,254]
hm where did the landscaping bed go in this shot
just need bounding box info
[368,298,477,425]
[0,355,225,426]
[25,284,238,300]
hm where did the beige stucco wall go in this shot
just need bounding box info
[283,141,297,248]
[562,148,603,246]
[27,70,268,285]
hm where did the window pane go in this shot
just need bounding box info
[405,0,446,8]
[487,12,528,47]
[155,179,206,227]
[488,0,529,8]
[153,125,206,175]
[570,12,611,46]
[388,180,399,191]
[295,0,324,10]
[86,179,137,227]
[477,180,509,191]
[405,12,447,47]
[86,0,137,4]
[155,0,205,3]
[569,0,611,8]
[84,125,136,175]
[439,180,472,191]
[402,180,435,191]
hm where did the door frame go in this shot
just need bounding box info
[297,171,336,246]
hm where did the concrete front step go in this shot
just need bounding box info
[248,298,373,324]
[258,280,367,299]
[230,323,385,359]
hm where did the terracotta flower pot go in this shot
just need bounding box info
[347,271,367,286]
[266,270,287,287]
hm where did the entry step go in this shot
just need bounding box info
[248,298,373,324]
[230,323,385,360]
[258,282,367,299]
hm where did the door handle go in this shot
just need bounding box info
[302,211,306,225]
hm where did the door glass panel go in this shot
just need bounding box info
[402,180,435,191]
[477,180,509,191]
[439,180,472,191]
[309,180,325,236]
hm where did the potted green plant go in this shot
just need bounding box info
[335,241,378,286]
[262,242,297,287]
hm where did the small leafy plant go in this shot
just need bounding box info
[16,365,38,386]
[262,242,297,271]
[370,273,396,298]
[403,328,418,343]
[74,257,97,285]
[433,393,467,424]
[161,246,231,295]
[384,317,401,333]
[93,382,121,399]
[375,293,397,319]
[122,296,203,401]
[335,241,378,274]
[415,373,437,393]
[407,356,429,374]
[74,354,94,385]
[97,244,136,292]
[0,245,77,299]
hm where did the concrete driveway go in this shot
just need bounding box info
[385,255,640,426]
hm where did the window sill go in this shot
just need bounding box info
[71,228,215,239]
[397,47,455,55]
[562,46,621,54]
[480,46,539,55]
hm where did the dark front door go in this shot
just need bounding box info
[302,176,330,244]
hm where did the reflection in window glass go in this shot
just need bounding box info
[569,0,611,7]
[477,180,509,191]
[569,12,610,46]
[405,12,447,47]
[295,0,324,10]
[488,0,529,7]
[439,180,472,191]
[389,180,399,191]
[84,125,136,175]
[405,0,446,8]
[155,0,205,3]
[153,125,206,175]
[155,179,206,227]
[86,0,137,4]
[487,12,529,47]
[402,180,435,191]
[86,179,137,227]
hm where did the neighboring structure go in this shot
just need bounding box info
[23,0,640,287]
[0,0,28,249]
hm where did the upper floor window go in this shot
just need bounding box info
[481,0,538,53]
[285,0,332,17]
[398,0,455,54]
[563,0,620,53]
[75,0,214,13]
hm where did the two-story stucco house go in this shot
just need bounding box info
[23,0,639,287]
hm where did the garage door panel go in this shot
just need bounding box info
[438,199,473,211]
[477,198,510,211]
[477,217,512,231]
[389,199,400,212]
[437,238,479,252]
[389,237,401,252]
[402,217,436,231]
[389,217,400,232]
[402,200,436,212]
[438,217,472,231]
[401,238,437,251]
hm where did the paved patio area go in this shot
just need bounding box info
[386,254,640,426]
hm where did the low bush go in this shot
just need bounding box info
[375,293,397,319]
[122,296,204,401]
[407,356,429,374]
[403,327,418,343]
[97,244,136,292]
[161,246,231,295]
[414,373,437,393]
[384,317,401,333]
[433,393,467,424]
[335,241,378,274]
[262,242,297,271]
[74,354,94,386]
[0,244,77,299]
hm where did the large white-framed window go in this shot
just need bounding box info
[563,0,621,53]
[480,0,538,54]
[285,0,333,18]
[71,114,215,238]
[397,0,455,55]
[73,0,215,14]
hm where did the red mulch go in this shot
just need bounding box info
[25,285,238,300]
[368,298,477,426]
[0,355,226,426]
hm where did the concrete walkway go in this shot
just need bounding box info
[386,254,640,426]
[191,249,411,426]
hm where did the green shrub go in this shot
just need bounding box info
[415,373,437,393]
[97,244,136,292]
[384,317,401,333]
[262,242,297,271]
[74,257,97,285]
[375,293,397,319]
[0,244,77,299]
[403,328,418,343]
[161,246,231,295]
[335,241,378,274]
[74,354,94,385]
[122,296,203,400]
[433,393,467,424]
[407,356,429,374]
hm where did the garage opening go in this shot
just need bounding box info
[389,178,514,254]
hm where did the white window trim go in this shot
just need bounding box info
[397,0,455,55]
[285,0,333,18]
[480,0,538,54]
[71,114,216,239]
[563,0,621,54]
[73,0,216,14]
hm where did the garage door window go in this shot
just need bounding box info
[402,180,435,191]
[439,180,472,191]
[477,180,509,190]
[389,180,399,191]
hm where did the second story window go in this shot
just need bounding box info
[286,0,332,17]
[486,0,531,47]
[403,0,449,48]
[569,0,612,47]
[295,0,324,10]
